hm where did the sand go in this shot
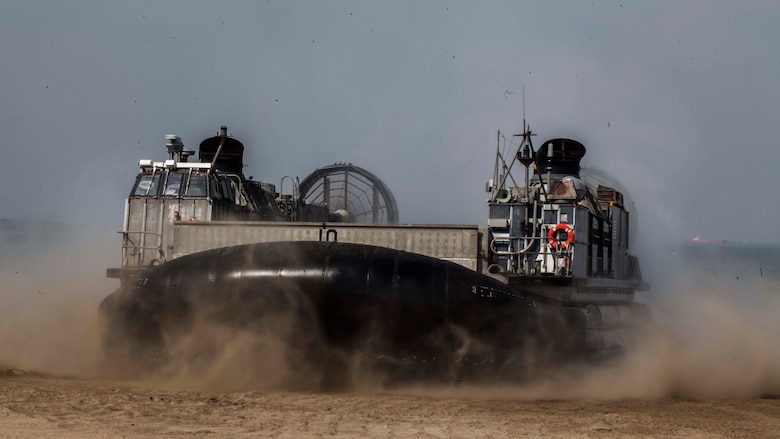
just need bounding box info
[1,370,778,438]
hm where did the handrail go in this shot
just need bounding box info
[489,235,548,256]
[119,230,162,251]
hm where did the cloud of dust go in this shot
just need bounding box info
[0,230,309,389]
[0,237,116,377]
[86,251,780,398]
[0,234,391,393]
[3,227,777,400]
[144,295,447,393]
[137,288,335,393]
[148,325,397,393]
[387,250,780,401]
[146,321,308,392]
[636,273,780,398]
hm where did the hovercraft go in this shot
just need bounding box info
[100,123,648,382]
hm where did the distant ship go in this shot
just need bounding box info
[685,237,727,244]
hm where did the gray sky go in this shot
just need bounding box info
[1,0,778,246]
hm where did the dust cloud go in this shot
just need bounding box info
[146,322,309,392]
[391,248,780,401]
[0,239,114,378]
[640,273,780,398]
[386,292,779,401]
[1,234,779,400]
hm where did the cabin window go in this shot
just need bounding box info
[163,172,185,197]
[489,204,510,219]
[133,172,161,197]
[543,209,557,224]
[559,206,574,224]
[186,174,207,197]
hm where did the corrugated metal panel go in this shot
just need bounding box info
[171,222,480,270]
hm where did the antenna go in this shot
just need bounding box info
[517,86,535,201]
[522,85,526,129]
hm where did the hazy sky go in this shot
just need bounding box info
[1,1,778,246]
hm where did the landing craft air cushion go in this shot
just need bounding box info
[100,123,648,380]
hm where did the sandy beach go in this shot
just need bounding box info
[1,369,779,438]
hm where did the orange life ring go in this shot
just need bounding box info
[548,224,574,249]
